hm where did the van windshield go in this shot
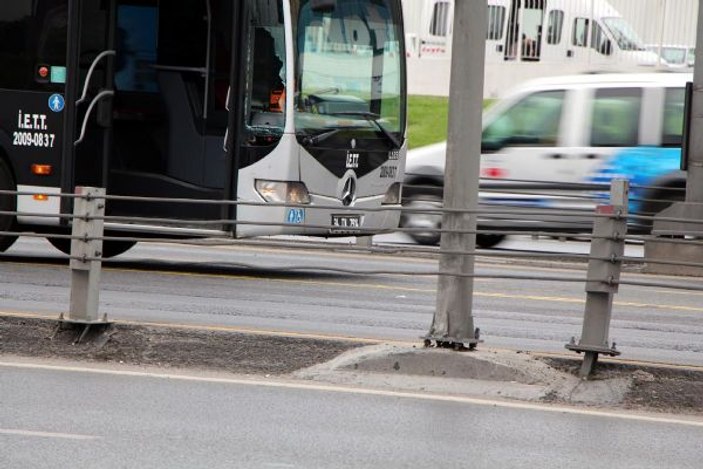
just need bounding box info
[602,17,645,51]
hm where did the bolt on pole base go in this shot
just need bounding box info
[565,340,621,379]
[423,328,482,351]
[56,312,113,345]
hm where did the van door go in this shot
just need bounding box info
[581,86,645,191]
[480,88,580,208]
[503,0,544,62]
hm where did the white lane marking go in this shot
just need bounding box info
[0,428,99,440]
[2,361,703,428]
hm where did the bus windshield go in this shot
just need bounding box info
[602,17,645,51]
[294,0,405,146]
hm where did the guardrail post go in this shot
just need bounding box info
[566,178,628,378]
[65,186,106,326]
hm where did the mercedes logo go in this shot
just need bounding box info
[341,175,356,206]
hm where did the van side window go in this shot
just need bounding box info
[591,23,612,55]
[572,18,589,47]
[482,90,565,149]
[662,87,685,147]
[590,88,642,147]
[546,10,564,45]
[487,5,505,40]
[430,2,451,37]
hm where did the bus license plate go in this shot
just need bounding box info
[330,214,361,233]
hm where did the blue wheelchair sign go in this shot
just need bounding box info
[286,208,305,224]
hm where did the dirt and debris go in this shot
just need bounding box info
[0,316,362,375]
[2,315,703,416]
[543,357,703,414]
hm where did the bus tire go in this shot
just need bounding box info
[0,159,19,253]
[47,236,137,258]
[401,192,443,245]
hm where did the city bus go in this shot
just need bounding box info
[0,0,407,256]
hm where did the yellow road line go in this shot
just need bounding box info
[2,360,702,428]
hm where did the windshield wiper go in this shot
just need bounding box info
[331,111,402,148]
[301,127,345,146]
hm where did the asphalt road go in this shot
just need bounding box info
[1,236,701,366]
[2,362,702,469]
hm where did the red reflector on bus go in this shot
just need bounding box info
[31,164,53,175]
[481,167,506,178]
[38,66,49,78]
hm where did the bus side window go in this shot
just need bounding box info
[590,88,642,147]
[0,0,67,91]
[662,87,685,147]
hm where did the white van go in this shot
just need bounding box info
[405,0,658,65]
[403,0,666,96]
[485,0,659,66]
[401,72,689,247]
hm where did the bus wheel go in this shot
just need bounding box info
[47,236,137,258]
[0,159,19,253]
[401,193,443,245]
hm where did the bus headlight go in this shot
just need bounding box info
[255,180,311,204]
[382,182,402,205]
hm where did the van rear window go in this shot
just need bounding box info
[590,88,642,147]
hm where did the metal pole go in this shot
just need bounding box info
[647,0,703,273]
[67,186,106,323]
[566,179,628,378]
[686,0,703,204]
[426,0,486,350]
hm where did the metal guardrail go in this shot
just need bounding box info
[1,179,702,375]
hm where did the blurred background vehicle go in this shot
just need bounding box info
[401,72,689,247]
[645,44,695,68]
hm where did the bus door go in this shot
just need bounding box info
[65,0,235,223]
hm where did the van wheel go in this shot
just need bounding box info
[0,159,19,253]
[640,185,685,233]
[476,234,506,248]
[47,236,137,258]
[401,193,443,245]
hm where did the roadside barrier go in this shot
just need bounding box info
[1,177,702,375]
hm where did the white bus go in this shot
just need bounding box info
[0,0,407,257]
